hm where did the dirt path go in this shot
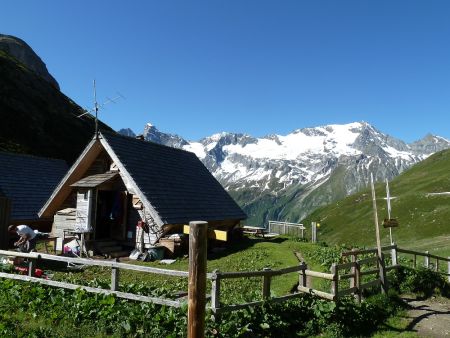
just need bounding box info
[402,296,450,337]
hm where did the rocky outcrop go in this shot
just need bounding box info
[0,40,113,163]
[0,34,60,90]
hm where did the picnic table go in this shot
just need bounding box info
[241,226,267,237]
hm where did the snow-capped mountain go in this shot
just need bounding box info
[119,123,188,148]
[119,122,450,224]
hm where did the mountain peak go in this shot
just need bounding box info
[0,34,59,90]
[410,133,450,154]
[119,122,189,148]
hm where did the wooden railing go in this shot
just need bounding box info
[395,247,450,281]
[1,244,449,313]
[268,221,305,238]
[0,249,188,307]
[210,263,314,314]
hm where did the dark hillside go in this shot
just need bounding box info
[0,49,113,163]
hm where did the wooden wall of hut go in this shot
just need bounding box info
[0,197,11,249]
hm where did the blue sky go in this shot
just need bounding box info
[2,1,450,142]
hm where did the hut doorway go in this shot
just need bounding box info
[95,190,127,240]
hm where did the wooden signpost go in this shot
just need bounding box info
[188,221,208,338]
[370,173,387,293]
[183,225,228,241]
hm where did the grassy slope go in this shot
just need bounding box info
[51,237,327,301]
[302,149,450,256]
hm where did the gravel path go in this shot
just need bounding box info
[403,296,450,337]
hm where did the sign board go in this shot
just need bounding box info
[183,225,228,241]
[382,218,399,228]
[75,189,93,231]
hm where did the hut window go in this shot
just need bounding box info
[83,191,89,200]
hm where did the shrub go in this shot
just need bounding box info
[389,266,450,298]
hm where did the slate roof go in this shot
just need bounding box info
[101,132,247,224]
[0,152,68,220]
[71,171,119,188]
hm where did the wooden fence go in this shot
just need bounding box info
[0,249,187,307]
[268,221,305,238]
[0,245,449,313]
[395,247,450,282]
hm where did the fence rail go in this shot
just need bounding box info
[0,249,188,307]
[396,247,450,281]
[0,244,449,313]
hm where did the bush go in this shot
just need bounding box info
[389,266,450,298]
[0,279,408,337]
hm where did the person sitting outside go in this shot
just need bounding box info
[8,224,37,253]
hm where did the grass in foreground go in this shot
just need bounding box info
[4,236,449,337]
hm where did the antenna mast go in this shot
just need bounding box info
[77,80,124,138]
[93,79,99,138]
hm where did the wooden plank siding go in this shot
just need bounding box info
[0,197,11,249]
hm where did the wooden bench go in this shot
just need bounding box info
[242,226,267,237]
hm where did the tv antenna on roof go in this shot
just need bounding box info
[77,79,125,138]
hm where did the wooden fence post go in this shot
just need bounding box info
[188,221,208,338]
[391,244,397,266]
[111,258,119,291]
[299,262,307,288]
[355,261,361,304]
[350,249,357,288]
[424,251,430,269]
[413,254,417,268]
[210,269,221,313]
[379,253,387,293]
[448,258,450,283]
[330,264,338,300]
[28,257,36,277]
[262,268,272,299]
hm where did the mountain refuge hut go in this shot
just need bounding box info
[39,131,246,257]
[0,152,68,249]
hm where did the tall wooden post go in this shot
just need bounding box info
[370,173,387,293]
[188,221,208,338]
[311,222,317,243]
